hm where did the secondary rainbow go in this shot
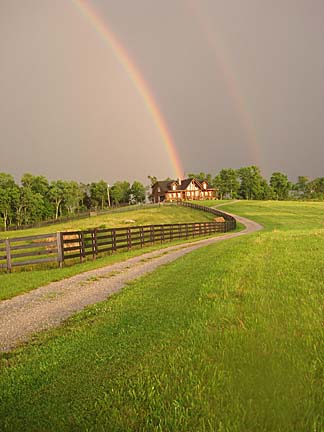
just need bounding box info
[186,0,261,166]
[72,0,184,179]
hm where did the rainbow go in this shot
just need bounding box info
[186,0,261,166]
[72,0,184,180]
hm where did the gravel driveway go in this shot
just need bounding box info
[0,212,262,352]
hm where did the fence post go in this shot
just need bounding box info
[140,227,144,247]
[91,229,97,260]
[95,228,99,256]
[150,225,154,244]
[56,232,64,268]
[5,238,12,273]
[79,232,85,262]
[127,227,132,250]
[112,229,117,252]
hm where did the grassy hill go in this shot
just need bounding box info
[0,201,323,431]
[0,204,216,240]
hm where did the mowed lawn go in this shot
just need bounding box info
[0,205,218,300]
[0,204,215,240]
[0,201,323,431]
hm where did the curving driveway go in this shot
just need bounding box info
[0,211,262,352]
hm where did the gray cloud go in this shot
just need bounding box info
[1,0,323,184]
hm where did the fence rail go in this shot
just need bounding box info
[0,203,236,272]
[177,201,236,230]
[0,233,59,272]
[60,221,229,263]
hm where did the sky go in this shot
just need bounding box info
[1,0,323,185]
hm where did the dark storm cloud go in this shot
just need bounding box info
[1,0,323,184]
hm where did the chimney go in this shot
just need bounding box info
[178,178,182,186]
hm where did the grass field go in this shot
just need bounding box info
[0,204,216,240]
[0,204,226,301]
[0,201,323,431]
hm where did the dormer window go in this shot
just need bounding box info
[172,184,176,191]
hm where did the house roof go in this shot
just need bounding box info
[178,179,214,190]
[177,179,193,190]
[153,178,215,192]
[153,180,174,193]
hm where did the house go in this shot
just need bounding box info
[151,178,217,203]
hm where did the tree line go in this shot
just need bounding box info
[0,167,323,230]
[0,173,146,230]
[186,167,323,201]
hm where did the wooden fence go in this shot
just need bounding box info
[178,201,236,230]
[0,233,59,272]
[0,203,236,272]
[60,221,229,263]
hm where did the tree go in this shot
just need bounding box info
[110,181,130,205]
[0,173,18,230]
[307,177,324,199]
[214,168,239,199]
[79,183,91,210]
[130,181,146,204]
[21,173,50,196]
[238,166,265,200]
[63,181,83,214]
[89,180,108,210]
[14,187,45,225]
[259,178,275,200]
[293,176,309,197]
[270,172,291,200]
[187,172,212,184]
[147,175,157,187]
[21,173,52,219]
[49,180,65,219]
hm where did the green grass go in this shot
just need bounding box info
[0,230,239,302]
[0,204,233,301]
[0,201,323,431]
[0,205,215,240]
[197,199,236,207]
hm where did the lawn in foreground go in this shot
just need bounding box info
[0,201,323,431]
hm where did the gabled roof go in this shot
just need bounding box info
[153,180,174,193]
[178,178,214,190]
[177,179,192,190]
[153,178,215,192]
